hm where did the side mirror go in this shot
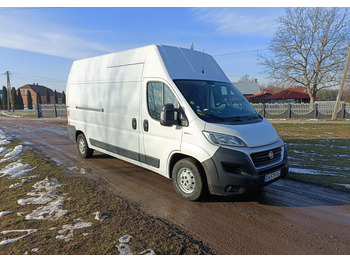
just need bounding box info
[160,103,177,126]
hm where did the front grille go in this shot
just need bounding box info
[251,147,282,168]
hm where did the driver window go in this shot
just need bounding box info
[147,82,179,121]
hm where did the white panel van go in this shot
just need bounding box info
[66,45,289,201]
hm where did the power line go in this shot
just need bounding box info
[212,48,267,57]
[5,72,67,84]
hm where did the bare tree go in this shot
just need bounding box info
[259,7,350,103]
[239,74,255,82]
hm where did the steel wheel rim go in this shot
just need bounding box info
[177,167,195,194]
[78,138,86,155]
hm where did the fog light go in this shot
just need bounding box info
[225,185,239,192]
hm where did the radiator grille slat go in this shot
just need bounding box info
[251,147,282,168]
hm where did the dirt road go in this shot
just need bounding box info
[1,117,349,254]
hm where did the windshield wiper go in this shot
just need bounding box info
[200,112,226,121]
[224,115,259,121]
[227,116,243,121]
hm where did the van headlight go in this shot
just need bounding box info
[203,131,247,147]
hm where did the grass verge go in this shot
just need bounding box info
[272,122,350,192]
[0,139,211,255]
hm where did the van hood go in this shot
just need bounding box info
[204,119,279,148]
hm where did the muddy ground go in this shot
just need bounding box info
[1,116,350,254]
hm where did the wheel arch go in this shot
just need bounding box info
[168,153,206,182]
[75,130,84,141]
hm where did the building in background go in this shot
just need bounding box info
[233,79,261,98]
[18,83,61,108]
[264,87,310,103]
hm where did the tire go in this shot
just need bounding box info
[172,158,207,201]
[76,134,94,158]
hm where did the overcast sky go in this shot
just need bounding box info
[0,1,348,92]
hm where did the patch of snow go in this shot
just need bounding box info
[0,211,12,217]
[0,229,38,245]
[56,220,92,242]
[0,160,35,179]
[289,167,340,177]
[333,154,350,158]
[21,141,33,145]
[94,211,108,221]
[9,183,23,189]
[119,235,132,243]
[117,243,133,255]
[292,150,307,155]
[0,129,12,145]
[17,177,69,220]
[25,198,69,220]
[33,177,61,191]
[9,177,35,189]
[116,235,133,255]
[139,249,156,255]
[334,183,350,189]
[18,194,54,206]
[0,111,21,118]
[0,147,8,156]
[0,145,23,163]
[50,157,63,165]
[116,234,156,255]
[68,166,77,171]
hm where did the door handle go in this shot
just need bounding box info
[132,118,137,130]
[143,120,149,132]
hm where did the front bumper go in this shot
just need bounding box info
[202,143,289,196]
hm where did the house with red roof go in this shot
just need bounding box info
[264,87,310,103]
[246,91,273,103]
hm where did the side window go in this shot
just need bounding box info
[147,82,179,121]
[147,82,163,120]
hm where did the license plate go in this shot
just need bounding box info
[264,170,281,183]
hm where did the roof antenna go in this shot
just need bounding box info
[202,49,205,74]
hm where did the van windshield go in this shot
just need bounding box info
[174,80,262,124]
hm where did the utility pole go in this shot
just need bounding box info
[6,71,12,112]
[332,45,350,120]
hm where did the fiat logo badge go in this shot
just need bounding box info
[268,151,274,160]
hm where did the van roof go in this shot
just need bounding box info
[69,44,230,84]
[157,45,230,82]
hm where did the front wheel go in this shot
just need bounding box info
[77,134,94,158]
[172,158,207,201]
